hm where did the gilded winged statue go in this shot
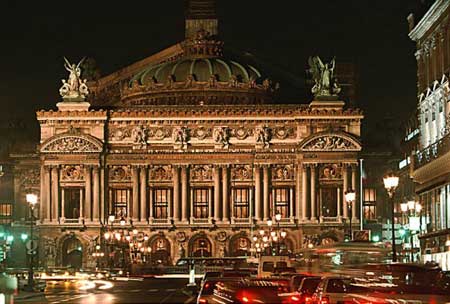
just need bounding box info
[308,56,341,98]
[59,57,89,99]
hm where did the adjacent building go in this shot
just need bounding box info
[408,0,450,270]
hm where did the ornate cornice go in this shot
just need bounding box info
[409,0,450,41]
[36,110,107,120]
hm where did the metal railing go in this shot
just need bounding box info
[415,132,450,169]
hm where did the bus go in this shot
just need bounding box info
[294,241,391,275]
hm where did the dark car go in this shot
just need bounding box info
[296,276,321,304]
[197,277,242,304]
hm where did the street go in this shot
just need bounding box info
[14,277,195,304]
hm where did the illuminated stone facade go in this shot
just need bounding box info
[13,1,363,269]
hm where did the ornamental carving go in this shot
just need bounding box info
[41,135,103,153]
[272,165,293,180]
[301,134,360,151]
[255,126,271,148]
[110,127,131,141]
[109,166,131,181]
[213,127,230,148]
[193,126,212,140]
[232,127,251,140]
[61,165,84,181]
[319,164,341,180]
[273,126,294,139]
[151,127,171,140]
[215,231,228,242]
[172,127,190,149]
[150,165,173,181]
[131,126,148,148]
[190,165,212,181]
[231,165,252,180]
[19,168,40,189]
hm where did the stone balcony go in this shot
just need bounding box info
[414,132,450,170]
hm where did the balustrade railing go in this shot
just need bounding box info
[415,132,450,169]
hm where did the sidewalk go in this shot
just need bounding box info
[14,290,44,301]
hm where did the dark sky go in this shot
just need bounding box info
[1,0,418,145]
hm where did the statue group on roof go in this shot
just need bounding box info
[308,56,341,98]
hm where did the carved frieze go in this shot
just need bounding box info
[109,165,131,182]
[149,165,173,181]
[151,127,171,140]
[61,165,85,181]
[272,165,293,180]
[41,135,103,153]
[273,125,295,139]
[173,127,190,149]
[193,126,212,140]
[301,134,360,151]
[231,165,253,180]
[131,126,148,148]
[190,165,212,181]
[232,127,252,140]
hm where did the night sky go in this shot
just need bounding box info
[1,0,418,148]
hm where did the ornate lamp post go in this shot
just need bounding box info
[400,200,422,262]
[344,190,356,241]
[25,193,38,291]
[252,213,286,256]
[383,173,399,262]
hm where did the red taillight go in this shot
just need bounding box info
[198,298,208,304]
[204,283,210,289]
[241,296,250,303]
[290,295,300,303]
[320,296,330,304]
[303,296,313,304]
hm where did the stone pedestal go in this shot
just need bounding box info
[56,100,90,111]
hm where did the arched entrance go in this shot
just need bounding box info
[229,235,251,257]
[149,236,171,266]
[188,234,212,257]
[62,237,82,269]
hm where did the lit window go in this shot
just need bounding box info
[63,188,81,219]
[233,188,249,218]
[273,188,290,218]
[153,188,169,219]
[363,188,376,220]
[0,203,12,224]
[193,188,209,218]
[111,189,130,218]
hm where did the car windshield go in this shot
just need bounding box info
[300,278,321,294]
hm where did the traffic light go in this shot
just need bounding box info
[6,235,13,243]
[372,234,380,242]
[21,233,28,241]
[399,228,406,237]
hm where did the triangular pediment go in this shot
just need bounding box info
[299,132,361,152]
[40,132,103,153]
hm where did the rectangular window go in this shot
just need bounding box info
[111,189,130,218]
[363,188,376,203]
[193,188,209,218]
[432,111,436,121]
[425,110,429,123]
[363,205,376,220]
[64,188,81,219]
[274,188,290,218]
[233,188,249,218]
[0,203,12,224]
[153,188,169,219]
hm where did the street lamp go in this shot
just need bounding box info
[344,190,356,241]
[401,200,422,262]
[383,173,399,262]
[25,193,38,292]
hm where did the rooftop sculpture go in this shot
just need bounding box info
[308,56,341,98]
[59,57,89,100]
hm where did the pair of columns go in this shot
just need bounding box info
[39,165,102,223]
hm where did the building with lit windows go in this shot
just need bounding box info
[10,0,363,269]
[408,0,450,270]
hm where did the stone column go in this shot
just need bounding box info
[131,167,139,222]
[254,166,261,221]
[351,164,357,220]
[149,188,154,220]
[181,166,188,222]
[51,166,59,222]
[295,164,301,220]
[92,167,100,221]
[222,166,229,223]
[173,166,180,221]
[343,164,348,218]
[214,166,221,222]
[337,187,341,218]
[61,188,65,220]
[263,166,270,221]
[79,188,83,221]
[84,166,92,221]
[301,164,308,221]
[39,165,46,222]
[289,188,294,219]
[44,167,51,222]
[100,167,105,223]
[208,188,213,219]
[310,164,316,221]
[140,167,147,222]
